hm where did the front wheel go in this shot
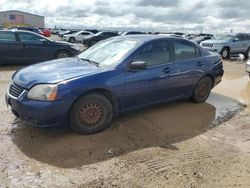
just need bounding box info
[55,50,70,59]
[191,77,213,103]
[244,47,250,59]
[69,37,76,43]
[69,94,113,134]
[220,47,230,59]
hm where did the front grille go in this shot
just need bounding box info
[9,83,24,98]
[202,43,214,48]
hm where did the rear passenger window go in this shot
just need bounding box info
[19,33,42,42]
[0,32,16,42]
[174,41,196,60]
[133,41,171,66]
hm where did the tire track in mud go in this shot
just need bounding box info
[139,130,242,175]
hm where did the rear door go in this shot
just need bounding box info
[124,40,175,109]
[0,31,23,64]
[231,34,248,53]
[17,32,52,63]
[77,31,92,41]
[172,39,206,98]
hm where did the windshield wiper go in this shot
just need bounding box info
[79,58,99,67]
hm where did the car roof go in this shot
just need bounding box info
[1,29,37,34]
[112,34,189,43]
[0,29,46,37]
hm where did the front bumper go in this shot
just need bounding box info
[6,93,69,128]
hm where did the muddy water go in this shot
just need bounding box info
[213,61,250,110]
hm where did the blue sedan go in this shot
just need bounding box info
[6,35,224,134]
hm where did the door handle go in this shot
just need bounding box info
[162,67,171,74]
[196,61,204,67]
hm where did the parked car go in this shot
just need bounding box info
[122,31,147,35]
[8,26,44,35]
[85,29,99,34]
[246,60,250,77]
[191,36,213,44]
[39,28,52,37]
[6,35,224,134]
[200,33,250,59]
[51,28,67,35]
[58,30,70,37]
[51,28,59,34]
[63,30,94,43]
[0,30,80,64]
[158,33,185,38]
[199,33,214,37]
[82,31,119,46]
[59,30,78,37]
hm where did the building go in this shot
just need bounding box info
[0,10,45,28]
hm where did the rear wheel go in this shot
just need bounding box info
[70,94,113,134]
[220,47,230,59]
[244,47,250,59]
[69,37,76,43]
[55,50,70,59]
[191,77,213,103]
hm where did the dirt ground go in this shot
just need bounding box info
[0,60,249,188]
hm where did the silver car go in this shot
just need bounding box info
[200,33,250,59]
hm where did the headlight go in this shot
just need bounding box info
[27,84,58,101]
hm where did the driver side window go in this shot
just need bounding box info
[133,41,171,67]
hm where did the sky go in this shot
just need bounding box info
[1,0,250,33]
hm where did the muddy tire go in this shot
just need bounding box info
[191,77,213,103]
[55,50,70,59]
[220,47,230,59]
[69,94,113,134]
[69,37,76,43]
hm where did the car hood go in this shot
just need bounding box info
[202,39,229,44]
[13,57,106,89]
[53,40,71,45]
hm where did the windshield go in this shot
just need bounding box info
[194,36,205,41]
[78,38,140,68]
[214,35,234,41]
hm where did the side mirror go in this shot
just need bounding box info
[39,38,48,44]
[128,61,147,71]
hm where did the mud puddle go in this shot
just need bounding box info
[9,92,242,169]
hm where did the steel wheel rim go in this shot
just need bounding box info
[58,53,69,58]
[197,83,208,98]
[222,49,228,58]
[78,102,105,126]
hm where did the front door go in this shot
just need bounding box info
[124,40,175,109]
